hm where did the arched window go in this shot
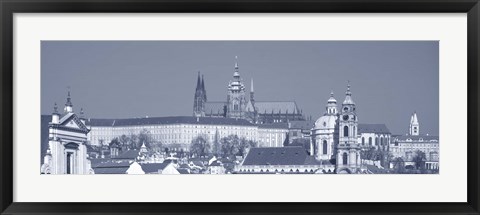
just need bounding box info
[342,152,348,165]
[380,137,384,146]
[375,137,379,146]
[323,140,328,155]
[369,137,372,146]
[234,104,239,111]
[362,137,365,145]
[343,126,349,137]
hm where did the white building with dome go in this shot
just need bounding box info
[312,91,339,161]
[311,84,362,173]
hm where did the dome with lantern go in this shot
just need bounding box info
[314,91,338,130]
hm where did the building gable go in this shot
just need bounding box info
[59,113,89,132]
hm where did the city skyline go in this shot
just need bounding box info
[41,41,439,136]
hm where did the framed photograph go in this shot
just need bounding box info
[1,0,479,214]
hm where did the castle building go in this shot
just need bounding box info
[193,56,305,124]
[86,116,288,149]
[40,92,94,174]
[389,112,439,170]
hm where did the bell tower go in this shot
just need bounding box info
[409,112,420,136]
[336,82,361,173]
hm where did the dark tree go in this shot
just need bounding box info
[412,150,427,170]
[392,157,406,174]
[220,135,257,158]
[212,129,221,156]
[190,135,211,157]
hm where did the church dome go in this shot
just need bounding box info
[314,114,337,129]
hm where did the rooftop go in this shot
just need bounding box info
[358,124,391,134]
[87,116,254,127]
[112,150,140,160]
[258,122,289,129]
[140,162,171,173]
[242,146,310,166]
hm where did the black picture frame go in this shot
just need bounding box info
[1,0,479,214]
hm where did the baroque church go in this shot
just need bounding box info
[40,92,94,174]
[312,83,362,174]
[193,56,305,124]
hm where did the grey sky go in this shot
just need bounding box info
[41,41,439,136]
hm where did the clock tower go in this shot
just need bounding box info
[336,82,361,173]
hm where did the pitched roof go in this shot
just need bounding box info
[140,162,171,173]
[94,161,131,168]
[177,169,190,174]
[255,101,300,114]
[242,146,308,166]
[113,150,139,160]
[94,167,129,174]
[289,120,315,130]
[90,158,113,168]
[358,124,391,134]
[87,116,254,127]
[209,160,222,166]
[258,123,289,129]
[87,118,115,126]
[92,161,131,174]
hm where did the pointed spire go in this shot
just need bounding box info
[65,88,72,107]
[80,107,84,116]
[343,81,355,105]
[412,111,419,124]
[233,56,240,78]
[251,78,254,92]
[201,74,207,101]
[196,71,201,90]
[346,80,351,96]
[235,56,238,69]
[53,102,58,114]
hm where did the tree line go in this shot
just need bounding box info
[190,134,257,158]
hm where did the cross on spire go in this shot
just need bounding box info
[65,86,73,107]
[346,80,351,96]
[53,102,58,113]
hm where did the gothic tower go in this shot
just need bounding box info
[409,112,419,136]
[193,72,207,117]
[226,56,247,119]
[336,82,361,173]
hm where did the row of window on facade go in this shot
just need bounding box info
[360,136,390,146]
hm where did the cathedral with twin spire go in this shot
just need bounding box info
[193,56,305,124]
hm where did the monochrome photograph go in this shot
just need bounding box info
[40,41,439,175]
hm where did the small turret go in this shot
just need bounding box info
[64,90,73,113]
[326,91,337,115]
[79,108,86,125]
